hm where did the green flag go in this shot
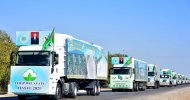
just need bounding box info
[43,28,55,50]
[125,58,131,66]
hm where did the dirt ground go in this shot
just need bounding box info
[132,87,190,100]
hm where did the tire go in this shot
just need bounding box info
[90,81,97,96]
[52,83,62,100]
[18,95,26,100]
[131,83,135,92]
[142,83,146,91]
[134,82,139,92]
[153,82,157,89]
[69,82,78,98]
[170,82,172,87]
[87,89,91,95]
[96,82,101,95]
[157,82,160,88]
[136,82,139,92]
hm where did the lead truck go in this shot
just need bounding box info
[109,57,148,92]
[10,30,108,100]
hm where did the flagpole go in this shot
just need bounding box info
[53,28,55,52]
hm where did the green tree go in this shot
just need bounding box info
[0,30,17,92]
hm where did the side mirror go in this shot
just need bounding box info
[133,68,135,74]
[51,51,55,74]
[54,53,59,65]
[51,51,59,74]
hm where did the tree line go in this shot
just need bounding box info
[0,30,17,93]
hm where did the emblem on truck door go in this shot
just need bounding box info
[23,69,37,81]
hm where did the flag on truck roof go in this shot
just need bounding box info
[43,28,55,50]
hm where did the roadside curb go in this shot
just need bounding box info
[0,93,17,98]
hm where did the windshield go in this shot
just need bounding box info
[148,72,154,76]
[16,51,50,66]
[160,75,169,78]
[112,68,131,75]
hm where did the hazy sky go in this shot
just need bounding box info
[0,0,190,75]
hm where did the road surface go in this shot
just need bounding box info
[1,84,190,100]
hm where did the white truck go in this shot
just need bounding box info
[187,77,190,84]
[109,57,148,92]
[159,69,172,87]
[10,31,108,100]
[171,71,177,86]
[185,76,188,84]
[147,64,160,89]
[177,74,182,85]
[182,75,186,84]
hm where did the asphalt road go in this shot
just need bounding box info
[1,84,190,100]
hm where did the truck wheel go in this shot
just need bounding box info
[90,82,97,96]
[157,82,160,88]
[52,83,62,100]
[69,82,78,98]
[18,95,26,100]
[137,82,139,91]
[96,82,101,95]
[153,82,157,89]
[131,83,135,92]
[142,83,146,91]
[87,89,91,95]
[170,82,172,87]
[134,82,139,92]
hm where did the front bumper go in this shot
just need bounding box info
[147,81,155,87]
[160,82,170,86]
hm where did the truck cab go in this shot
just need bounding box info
[147,64,160,89]
[172,71,177,86]
[159,69,172,87]
[109,57,147,92]
[177,74,182,85]
[109,57,133,91]
[182,75,186,84]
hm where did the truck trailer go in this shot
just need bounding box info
[10,31,108,100]
[147,64,160,89]
[109,57,148,92]
[159,69,172,87]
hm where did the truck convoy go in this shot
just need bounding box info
[10,31,108,100]
[172,71,177,86]
[8,29,190,100]
[147,64,160,89]
[109,57,148,92]
[159,69,172,87]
